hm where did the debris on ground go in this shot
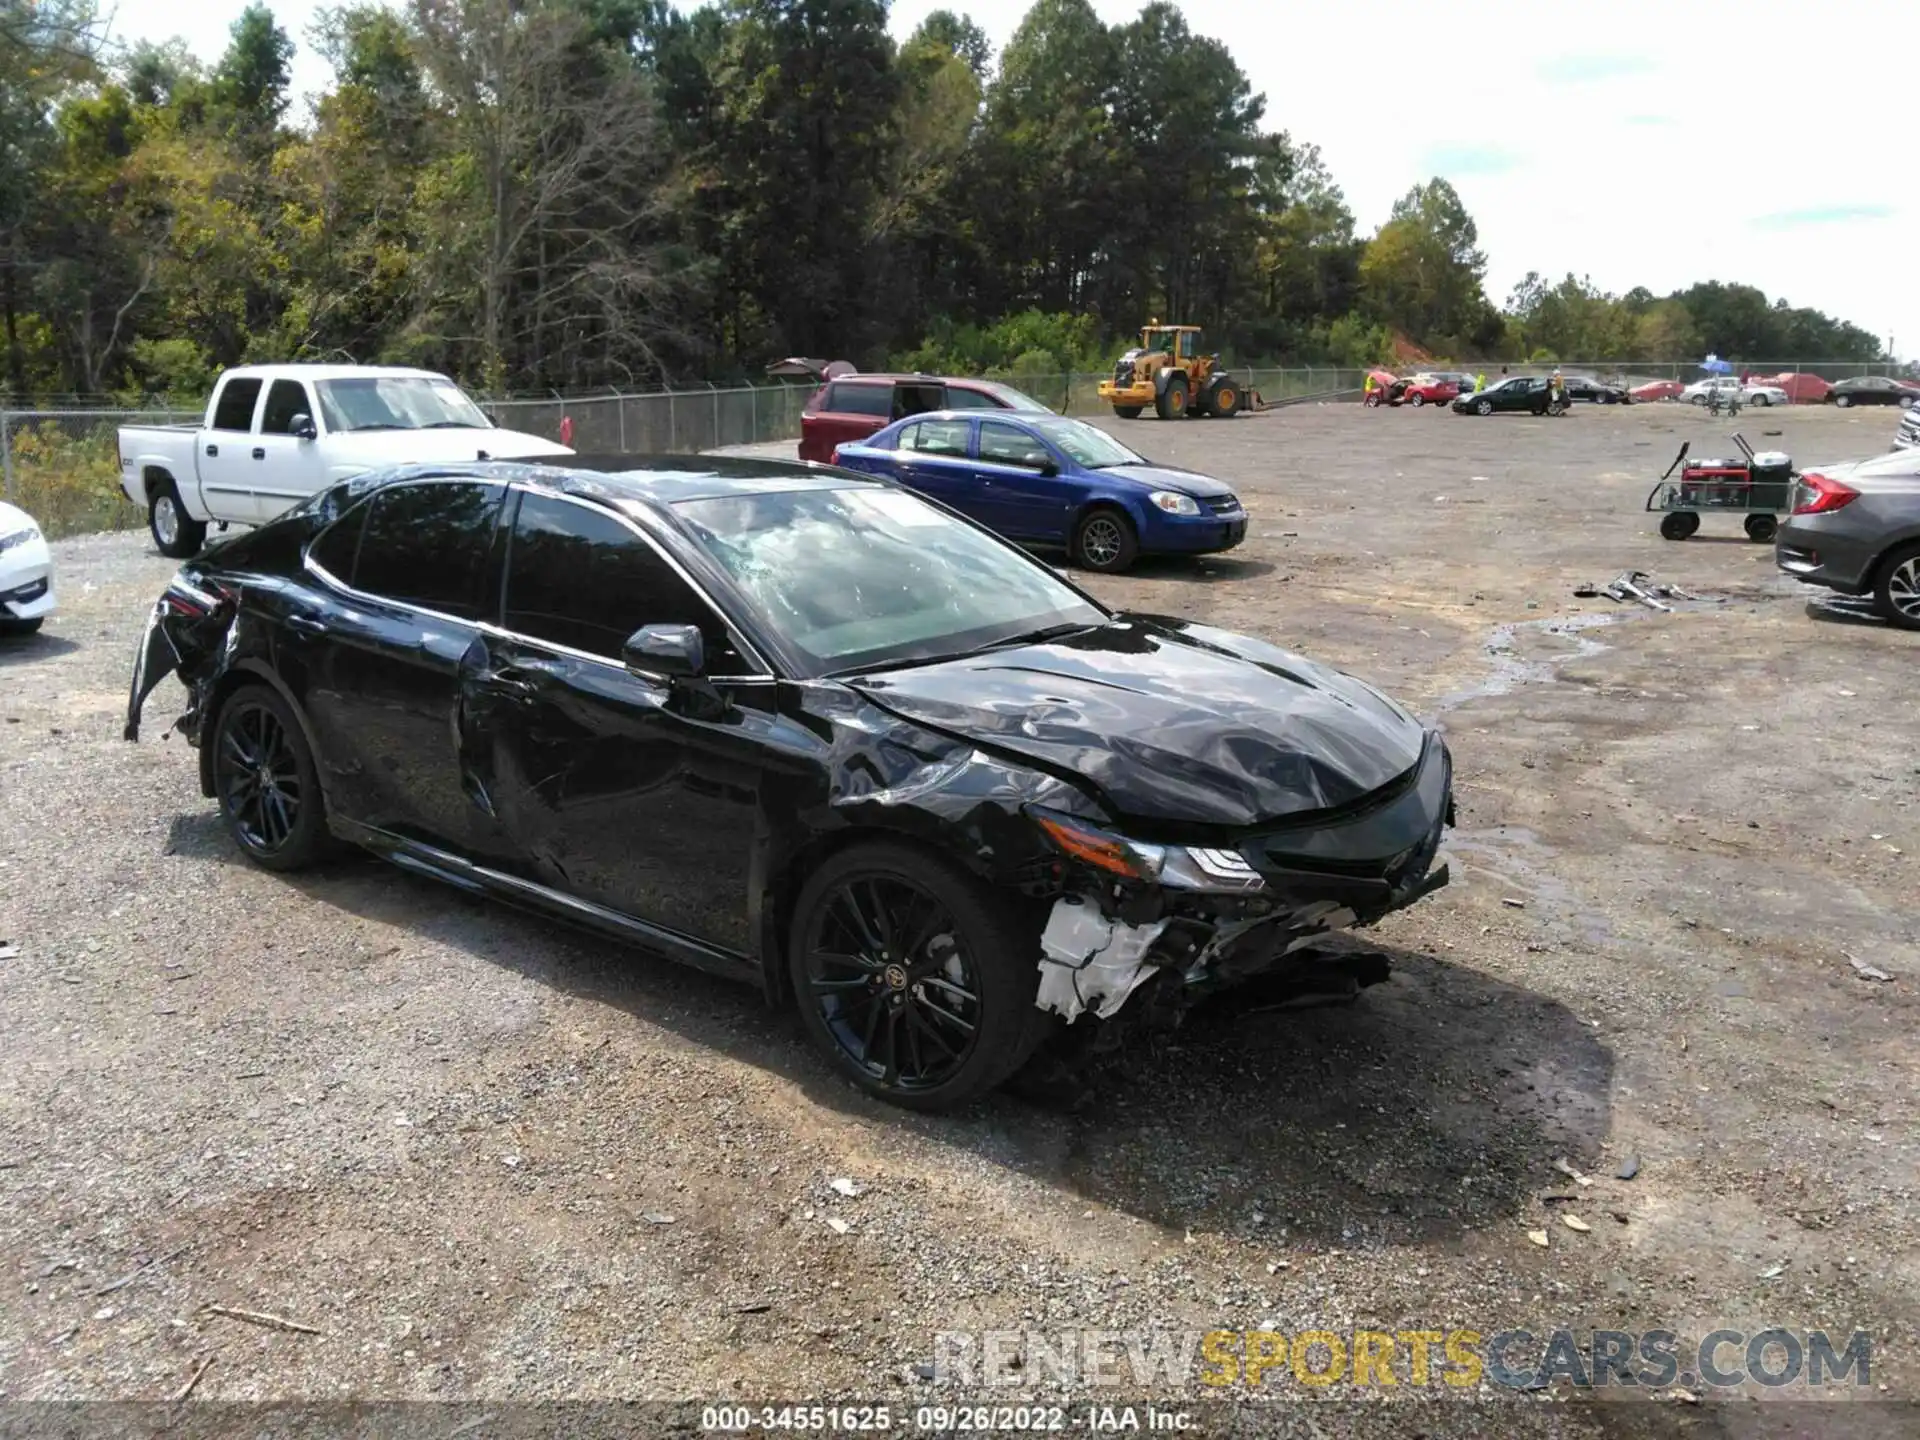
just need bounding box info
[1562,1214,1591,1233]
[1759,1263,1786,1280]
[825,1217,851,1235]
[642,1213,676,1226]
[172,1354,215,1402]
[205,1304,320,1336]
[1615,1154,1640,1180]
[0,943,18,961]
[829,1177,862,1198]
[1501,897,1526,909]
[1846,954,1895,982]
[1526,1229,1549,1248]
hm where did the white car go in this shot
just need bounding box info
[0,500,55,636]
[1682,376,1789,408]
[117,365,572,558]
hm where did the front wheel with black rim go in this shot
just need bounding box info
[1072,506,1139,573]
[148,479,207,559]
[1873,542,1920,630]
[212,684,331,871]
[1743,513,1778,543]
[788,842,1046,1110]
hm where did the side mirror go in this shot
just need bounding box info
[1037,459,1059,476]
[290,414,317,441]
[623,622,704,679]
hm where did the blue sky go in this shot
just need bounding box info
[114,0,1911,359]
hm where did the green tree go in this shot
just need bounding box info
[910,9,991,78]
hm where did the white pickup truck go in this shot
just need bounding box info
[118,364,572,557]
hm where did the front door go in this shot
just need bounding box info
[252,378,332,524]
[469,488,770,952]
[973,420,1069,540]
[295,477,512,855]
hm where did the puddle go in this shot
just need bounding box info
[1449,824,1618,950]
[1435,611,1635,713]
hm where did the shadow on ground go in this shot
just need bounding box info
[162,806,1611,1248]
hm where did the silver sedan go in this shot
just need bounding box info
[1776,450,1920,628]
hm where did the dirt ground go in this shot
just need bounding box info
[2,401,1916,1437]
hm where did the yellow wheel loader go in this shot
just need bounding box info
[1096,322,1263,420]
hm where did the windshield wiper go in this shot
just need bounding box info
[983,621,1101,650]
[342,423,404,432]
[422,420,487,429]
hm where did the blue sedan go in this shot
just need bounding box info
[830,412,1246,573]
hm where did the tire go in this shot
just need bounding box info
[1744,513,1778,543]
[1475,399,1493,416]
[1901,396,1916,410]
[1751,393,1771,407]
[1690,394,1707,406]
[787,841,1048,1110]
[1112,405,1144,420]
[1072,505,1139,574]
[148,478,207,559]
[1659,511,1700,541]
[1155,375,1188,420]
[0,616,45,636]
[1835,394,1852,408]
[210,683,331,872]
[1209,380,1240,418]
[1872,542,1920,630]
[1364,393,1383,408]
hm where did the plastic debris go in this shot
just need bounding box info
[1615,1155,1640,1180]
[829,1177,862,1198]
[1562,1214,1591,1233]
[1846,954,1895,983]
[825,1217,851,1235]
[1527,1229,1549,1248]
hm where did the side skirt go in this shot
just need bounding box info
[333,818,762,987]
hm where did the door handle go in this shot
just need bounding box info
[252,447,266,460]
[205,444,218,457]
[286,614,327,637]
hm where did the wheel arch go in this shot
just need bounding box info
[141,464,179,502]
[1866,529,1920,586]
[196,660,330,805]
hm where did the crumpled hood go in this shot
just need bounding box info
[850,615,1427,829]
[1098,463,1235,500]
[325,428,572,471]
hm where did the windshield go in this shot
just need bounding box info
[315,376,491,433]
[1025,416,1144,469]
[981,383,1053,412]
[673,484,1105,675]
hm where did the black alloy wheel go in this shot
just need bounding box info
[212,685,329,870]
[789,843,1045,1109]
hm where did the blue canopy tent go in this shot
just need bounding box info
[1700,354,1734,375]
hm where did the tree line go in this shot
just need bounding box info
[0,0,1890,403]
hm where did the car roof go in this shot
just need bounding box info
[340,454,880,510]
[829,374,1006,387]
[220,363,451,383]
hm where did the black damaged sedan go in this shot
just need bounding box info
[126,458,1454,1109]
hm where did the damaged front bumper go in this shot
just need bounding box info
[124,573,234,743]
[1031,733,1453,1024]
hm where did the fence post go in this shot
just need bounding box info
[1,410,12,502]
[751,384,758,441]
[613,385,626,451]
[711,383,720,449]
[667,385,676,452]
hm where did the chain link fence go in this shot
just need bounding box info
[4,359,1905,536]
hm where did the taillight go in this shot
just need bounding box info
[830,445,843,465]
[1792,472,1858,515]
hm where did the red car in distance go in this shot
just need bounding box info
[1631,379,1686,402]
[795,373,1054,463]
[1397,373,1462,408]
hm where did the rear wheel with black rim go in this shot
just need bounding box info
[212,684,331,871]
[1873,542,1920,630]
[1744,513,1778,543]
[1072,506,1139,573]
[789,842,1046,1110]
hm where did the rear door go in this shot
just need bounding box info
[888,418,976,511]
[295,477,513,855]
[801,381,891,461]
[252,378,332,522]
[198,376,265,520]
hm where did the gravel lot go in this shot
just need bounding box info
[2,402,1917,1435]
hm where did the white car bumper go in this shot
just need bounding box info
[0,529,55,623]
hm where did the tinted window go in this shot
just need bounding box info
[979,422,1051,468]
[310,502,367,580]
[260,379,314,435]
[941,387,1002,410]
[899,419,970,457]
[825,383,891,417]
[504,492,748,673]
[352,481,503,618]
[211,378,262,432]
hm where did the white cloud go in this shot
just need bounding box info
[114,0,1914,359]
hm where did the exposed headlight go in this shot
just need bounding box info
[1030,808,1266,892]
[1149,491,1200,516]
[0,522,41,556]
